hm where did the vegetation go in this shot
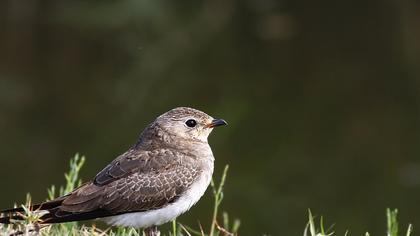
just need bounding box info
[304,209,413,236]
[0,154,413,235]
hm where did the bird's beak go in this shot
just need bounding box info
[206,119,228,128]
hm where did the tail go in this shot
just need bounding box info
[0,197,65,224]
[0,197,111,224]
[1,182,116,224]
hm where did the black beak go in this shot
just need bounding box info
[207,119,228,128]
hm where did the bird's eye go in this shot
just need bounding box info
[185,119,197,127]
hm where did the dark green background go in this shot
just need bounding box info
[1,1,420,235]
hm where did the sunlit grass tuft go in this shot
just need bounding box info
[304,209,413,236]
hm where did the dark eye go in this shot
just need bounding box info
[185,119,197,127]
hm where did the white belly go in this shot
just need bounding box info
[103,171,212,228]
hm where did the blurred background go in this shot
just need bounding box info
[1,0,420,235]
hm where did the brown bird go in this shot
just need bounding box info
[0,107,227,236]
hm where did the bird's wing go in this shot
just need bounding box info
[93,148,164,186]
[1,148,202,224]
[41,148,201,221]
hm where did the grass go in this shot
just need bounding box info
[0,154,414,236]
[304,209,413,236]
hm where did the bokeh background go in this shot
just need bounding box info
[1,0,420,235]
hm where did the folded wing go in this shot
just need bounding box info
[0,148,200,224]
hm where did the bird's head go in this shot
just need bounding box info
[153,107,227,142]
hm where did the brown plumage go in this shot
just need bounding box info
[0,107,227,234]
[55,149,200,217]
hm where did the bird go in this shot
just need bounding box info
[0,107,227,236]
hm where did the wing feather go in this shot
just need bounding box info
[58,148,200,216]
[2,148,203,224]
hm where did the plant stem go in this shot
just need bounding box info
[209,165,229,236]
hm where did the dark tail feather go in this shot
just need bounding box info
[0,215,24,224]
[1,199,114,225]
[1,193,115,225]
[40,208,112,224]
[0,209,26,224]
[1,197,65,215]
[0,198,66,224]
[0,208,112,225]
